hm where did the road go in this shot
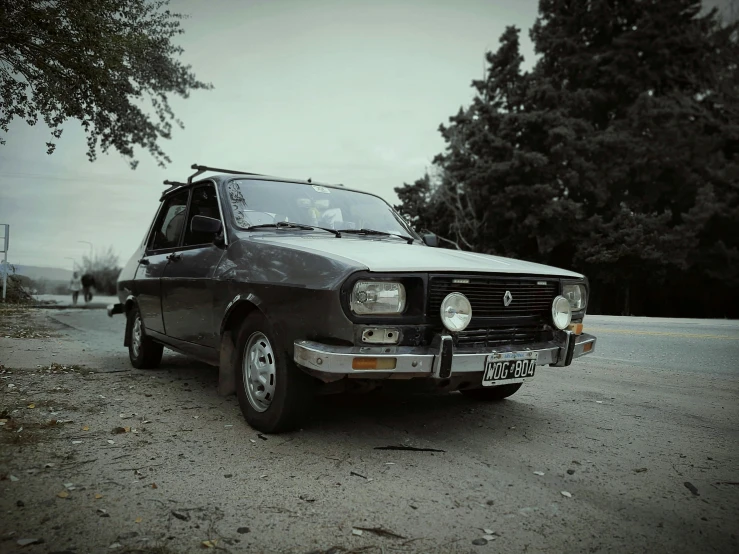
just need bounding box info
[1,310,737,553]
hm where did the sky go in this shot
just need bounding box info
[0,0,730,270]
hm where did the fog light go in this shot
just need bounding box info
[440,292,472,332]
[352,357,397,370]
[551,296,572,330]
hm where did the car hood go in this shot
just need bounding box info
[246,234,583,278]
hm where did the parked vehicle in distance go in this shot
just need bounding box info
[108,164,597,433]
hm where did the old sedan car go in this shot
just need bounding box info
[109,164,597,433]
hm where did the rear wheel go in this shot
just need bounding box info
[234,312,314,433]
[128,306,163,369]
[460,383,522,401]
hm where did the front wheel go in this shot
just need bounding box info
[234,312,314,434]
[128,306,163,369]
[460,383,522,401]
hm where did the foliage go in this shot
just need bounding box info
[0,0,212,168]
[80,245,121,296]
[395,0,739,316]
[1,264,33,303]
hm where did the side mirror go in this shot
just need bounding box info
[191,215,223,235]
[421,232,439,247]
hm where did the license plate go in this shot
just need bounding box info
[482,351,537,386]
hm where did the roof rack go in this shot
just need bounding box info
[160,163,343,198]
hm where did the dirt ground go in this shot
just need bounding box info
[1,306,738,554]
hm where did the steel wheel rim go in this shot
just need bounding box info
[242,332,277,413]
[132,315,142,358]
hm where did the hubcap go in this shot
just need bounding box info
[242,332,277,412]
[132,315,142,358]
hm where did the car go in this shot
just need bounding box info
[108,164,597,433]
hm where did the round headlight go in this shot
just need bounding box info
[551,295,572,330]
[440,292,472,332]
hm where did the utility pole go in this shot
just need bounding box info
[1,224,9,302]
[78,240,93,263]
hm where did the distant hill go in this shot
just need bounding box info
[13,265,74,282]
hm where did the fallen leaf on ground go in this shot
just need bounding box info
[135,517,143,523]
[57,491,69,498]
[151,483,158,489]
[533,471,545,476]
[354,527,405,539]
[201,540,217,548]
[112,427,129,434]
[95,493,103,499]
[9,475,19,482]
[483,534,496,541]
[82,426,89,431]
[27,404,35,409]
[561,491,572,498]
[107,440,115,445]
[483,528,494,535]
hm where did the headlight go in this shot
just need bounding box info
[551,295,572,330]
[440,292,472,332]
[562,283,587,311]
[350,281,406,315]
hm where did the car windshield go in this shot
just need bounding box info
[226,179,416,237]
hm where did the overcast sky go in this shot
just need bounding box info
[0,0,728,270]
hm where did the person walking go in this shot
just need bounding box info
[69,271,82,305]
[81,272,96,303]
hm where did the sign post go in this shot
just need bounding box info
[0,224,8,302]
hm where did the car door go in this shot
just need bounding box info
[160,182,226,348]
[135,188,191,335]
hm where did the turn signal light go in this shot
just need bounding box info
[352,357,397,370]
[582,342,593,353]
[568,323,583,335]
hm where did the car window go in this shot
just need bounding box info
[183,183,222,247]
[227,179,415,236]
[149,189,190,251]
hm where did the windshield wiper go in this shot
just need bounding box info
[342,228,414,244]
[244,221,341,237]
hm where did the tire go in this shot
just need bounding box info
[128,305,164,369]
[460,383,522,401]
[234,312,314,434]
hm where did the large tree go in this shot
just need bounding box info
[0,0,212,168]
[395,0,739,316]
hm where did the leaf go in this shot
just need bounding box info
[95,493,103,499]
[135,517,143,523]
[27,404,35,409]
[201,540,217,548]
[57,491,69,498]
[82,426,89,431]
[151,483,158,489]
[561,491,572,498]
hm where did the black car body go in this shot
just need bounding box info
[109,165,597,433]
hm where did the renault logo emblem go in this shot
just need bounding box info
[503,290,513,307]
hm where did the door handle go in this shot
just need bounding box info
[167,253,182,262]
[137,258,150,265]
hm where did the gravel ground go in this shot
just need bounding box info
[0,307,738,554]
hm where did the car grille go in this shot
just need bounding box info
[428,275,560,348]
[455,323,554,348]
[428,276,559,319]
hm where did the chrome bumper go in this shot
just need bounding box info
[294,331,596,381]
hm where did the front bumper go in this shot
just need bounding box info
[294,331,596,383]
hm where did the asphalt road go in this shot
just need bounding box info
[1,311,738,553]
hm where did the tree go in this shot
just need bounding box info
[0,0,212,168]
[80,245,121,296]
[395,0,739,317]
